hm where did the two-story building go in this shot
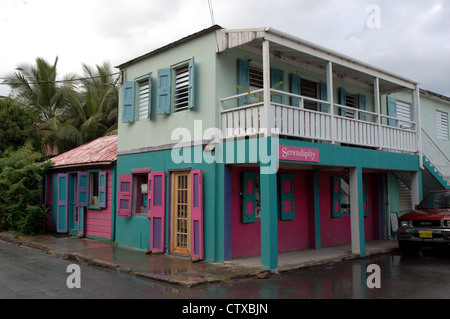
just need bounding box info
[114,25,425,271]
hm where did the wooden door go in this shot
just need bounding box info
[170,171,191,255]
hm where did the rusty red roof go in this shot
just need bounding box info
[51,135,117,167]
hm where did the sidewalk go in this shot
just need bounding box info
[0,232,398,288]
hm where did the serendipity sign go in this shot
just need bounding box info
[278,145,319,163]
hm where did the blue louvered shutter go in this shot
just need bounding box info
[320,82,329,113]
[387,96,397,127]
[122,81,135,123]
[290,74,301,107]
[98,171,107,209]
[339,88,347,117]
[358,94,367,121]
[77,172,88,207]
[156,68,172,115]
[271,68,284,104]
[242,172,257,223]
[237,59,250,106]
[279,174,295,221]
[188,57,196,109]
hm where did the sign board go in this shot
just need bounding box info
[278,145,319,163]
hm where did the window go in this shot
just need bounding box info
[436,110,449,140]
[397,101,412,129]
[241,172,295,223]
[89,172,99,206]
[121,74,151,123]
[331,176,369,218]
[156,57,195,114]
[301,79,318,111]
[249,67,263,89]
[174,65,190,110]
[138,80,150,120]
[133,174,148,215]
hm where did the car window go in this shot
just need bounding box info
[419,192,450,209]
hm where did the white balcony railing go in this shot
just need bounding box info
[220,89,418,154]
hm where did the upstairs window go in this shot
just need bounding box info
[138,80,150,121]
[156,57,196,115]
[174,65,190,110]
[436,110,449,140]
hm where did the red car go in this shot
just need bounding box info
[398,190,450,254]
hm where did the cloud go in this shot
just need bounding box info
[1,0,449,97]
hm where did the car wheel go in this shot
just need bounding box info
[399,241,419,256]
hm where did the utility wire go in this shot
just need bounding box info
[208,0,215,25]
[0,72,121,86]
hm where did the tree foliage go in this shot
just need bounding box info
[0,97,42,155]
[0,146,52,235]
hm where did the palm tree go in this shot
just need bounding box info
[3,57,76,154]
[56,61,119,153]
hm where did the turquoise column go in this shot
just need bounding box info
[260,161,278,271]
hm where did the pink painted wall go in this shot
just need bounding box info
[230,167,380,259]
[47,166,114,240]
[231,167,314,259]
[319,172,380,248]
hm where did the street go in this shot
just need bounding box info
[1,239,450,300]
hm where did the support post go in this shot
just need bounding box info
[262,40,272,137]
[349,167,366,256]
[260,152,278,271]
[410,170,422,210]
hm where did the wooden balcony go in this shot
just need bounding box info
[220,89,418,154]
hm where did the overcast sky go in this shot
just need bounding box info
[1,0,449,97]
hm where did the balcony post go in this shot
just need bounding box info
[262,40,272,137]
[374,77,382,150]
[413,84,423,169]
[326,61,335,144]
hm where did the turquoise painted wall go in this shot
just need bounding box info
[115,146,222,262]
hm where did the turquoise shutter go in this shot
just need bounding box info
[387,96,397,127]
[290,74,301,107]
[237,59,250,106]
[57,174,69,233]
[242,172,257,223]
[147,74,152,118]
[363,178,369,217]
[156,68,172,115]
[77,172,88,207]
[339,88,346,117]
[320,82,329,113]
[358,94,367,121]
[188,57,196,109]
[331,176,342,218]
[279,174,295,221]
[271,68,284,104]
[122,81,135,123]
[98,171,107,208]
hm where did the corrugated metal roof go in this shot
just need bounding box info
[51,135,117,167]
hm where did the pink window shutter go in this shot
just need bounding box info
[117,175,132,217]
[190,170,204,260]
[150,172,165,253]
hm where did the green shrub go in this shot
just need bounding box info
[0,145,52,235]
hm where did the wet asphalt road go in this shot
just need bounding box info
[1,239,450,300]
